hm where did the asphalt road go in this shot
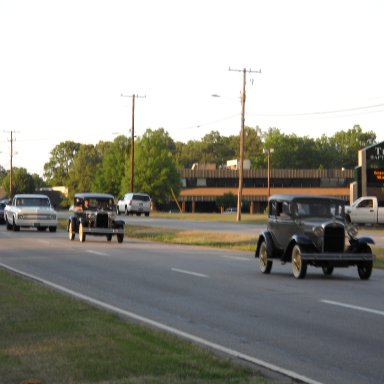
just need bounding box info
[1,226,384,384]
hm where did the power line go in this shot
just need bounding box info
[248,103,384,118]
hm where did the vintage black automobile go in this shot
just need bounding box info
[68,193,125,243]
[255,194,375,279]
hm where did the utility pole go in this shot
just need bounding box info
[121,94,146,192]
[5,130,17,196]
[229,67,261,221]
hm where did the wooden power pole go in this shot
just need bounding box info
[121,94,146,192]
[229,67,261,221]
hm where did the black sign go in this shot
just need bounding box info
[367,168,384,187]
[366,143,384,168]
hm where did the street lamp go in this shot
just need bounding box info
[263,148,274,198]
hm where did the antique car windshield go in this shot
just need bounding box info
[294,199,345,220]
[86,198,114,211]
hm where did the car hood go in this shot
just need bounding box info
[297,217,345,228]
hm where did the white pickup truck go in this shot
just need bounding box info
[345,196,384,225]
[4,194,58,232]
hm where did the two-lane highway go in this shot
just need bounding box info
[1,226,384,384]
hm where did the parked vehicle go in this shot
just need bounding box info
[0,202,6,224]
[68,193,125,243]
[345,196,384,225]
[116,193,151,216]
[4,194,57,232]
[255,194,375,279]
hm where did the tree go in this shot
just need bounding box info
[2,168,35,196]
[262,128,323,169]
[92,135,129,197]
[67,144,102,198]
[122,128,180,206]
[215,192,237,211]
[329,125,376,168]
[43,141,81,186]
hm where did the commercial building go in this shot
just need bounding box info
[178,167,353,213]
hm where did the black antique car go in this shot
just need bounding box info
[68,193,125,243]
[255,194,375,279]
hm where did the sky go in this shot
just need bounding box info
[1,0,384,177]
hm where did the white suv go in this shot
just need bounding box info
[116,193,151,216]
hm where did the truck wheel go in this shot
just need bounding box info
[116,206,120,215]
[49,226,57,233]
[292,244,307,279]
[13,217,20,232]
[124,206,128,215]
[117,234,124,243]
[6,217,12,231]
[358,261,373,280]
[357,245,373,280]
[258,240,272,274]
[79,223,86,242]
[106,234,112,241]
[68,221,75,240]
[322,265,334,276]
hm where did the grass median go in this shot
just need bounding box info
[0,269,269,384]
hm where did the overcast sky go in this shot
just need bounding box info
[1,0,384,176]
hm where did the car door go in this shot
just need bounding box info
[350,198,376,224]
[269,201,295,251]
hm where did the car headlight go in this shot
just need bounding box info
[346,223,358,239]
[313,226,324,237]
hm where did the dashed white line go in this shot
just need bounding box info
[171,268,209,278]
[86,250,109,257]
[321,300,384,316]
[221,255,249,261]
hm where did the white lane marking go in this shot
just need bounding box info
[36,239,51,245]
[0,262,322,384]
[321,300,384,317]
[171,268,209,278]
[86,250,109,257]
[222,255,249,261]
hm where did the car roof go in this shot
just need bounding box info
[74,192,115,200]
[13,194,50,199]
[269,194,345,203]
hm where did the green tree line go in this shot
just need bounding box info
[0,125,377,206]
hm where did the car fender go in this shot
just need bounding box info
[113,219,125,228]
[68,216,79,231]
[356,236,375,245]
[349,236,375,250]
[284,234,315,262]
[255,231,275,258]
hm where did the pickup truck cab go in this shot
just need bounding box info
[345,196,384,225]
[4,194,57,232]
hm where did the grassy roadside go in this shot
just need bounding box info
[125,225,256,252]
[0,269,268,384]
